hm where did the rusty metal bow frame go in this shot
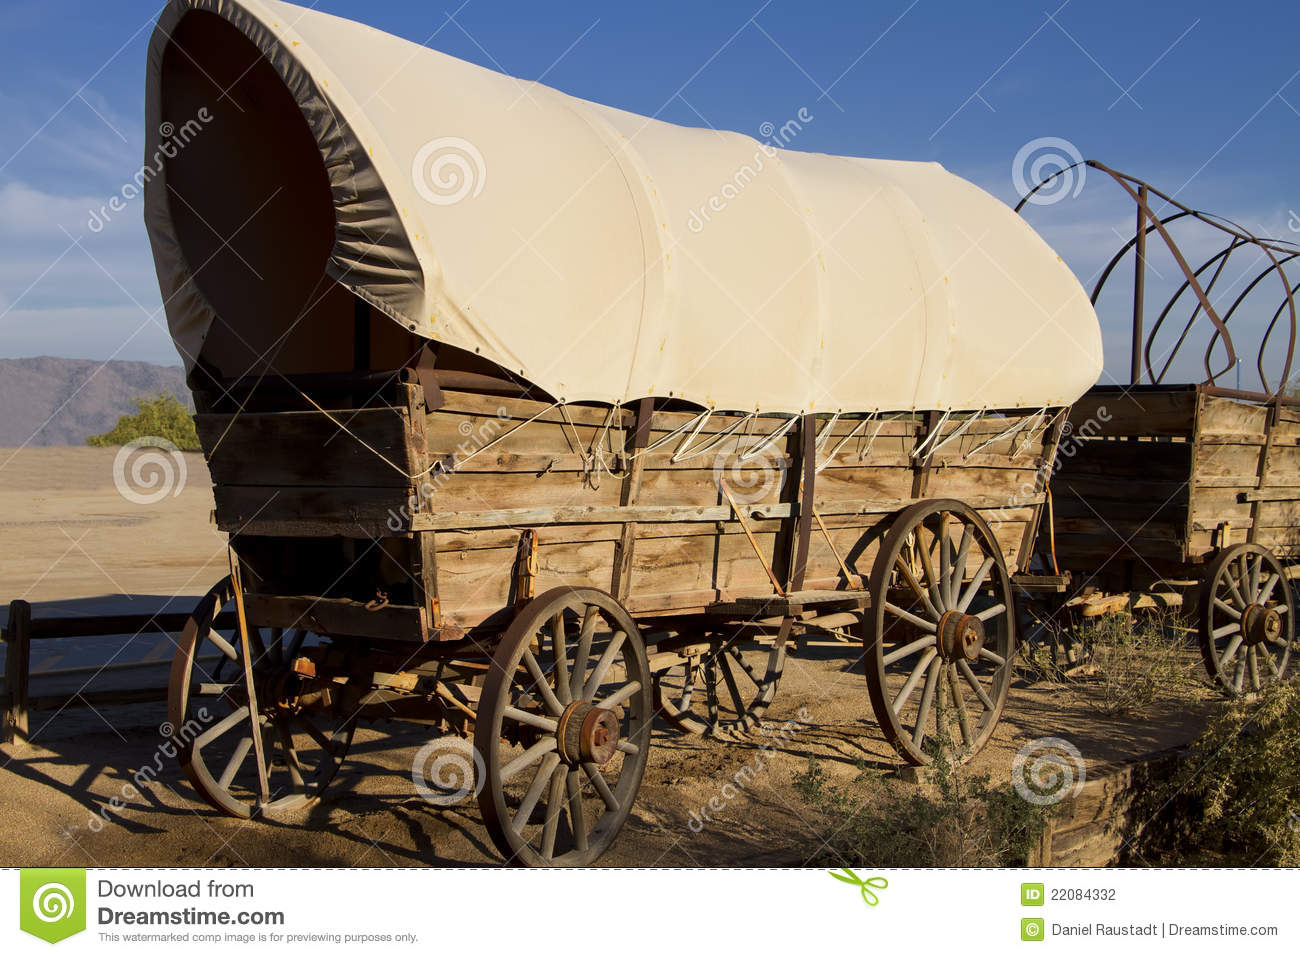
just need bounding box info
[1016,160,1300,401]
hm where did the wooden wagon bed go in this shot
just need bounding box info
[195,372,1063,643]
[1051,384,1300,592]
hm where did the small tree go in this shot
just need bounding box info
[87,392,200,451]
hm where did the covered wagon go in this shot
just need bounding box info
[146,0,1102,864]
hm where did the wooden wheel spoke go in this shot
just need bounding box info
[570,605,598,700]
[882,601,937,634]
[583,630,627,698]
[276,720,306,793]
[205,628,239,662]
[1233,655,1246,693]
[913,526,945,612]
[977,647,1006,666]
[566,769,588,853]
[549,612,571,705]
[946,665,973,746]
[882,633,937,667]
[582,761,619,812]
[499,738,558,784]
[717,652,746,715]
[1223,569,1248,608]
[217,737,254,791]
[727,646,763,686]
[1248,646,1261,691]
[952,522,975,604]
[1263,650,1282,677]
[594,680,641,711]
[1248,555,1261,602]
[540,766,567,860]
[891,648,938,713]
[974,602,1007,622]
[957,558,996,613]
[616,739,640,756]
[1213,597,1242,620]
[293,712,335,754]
[893,555,941,620]
[512,753,560,832]
[1219,635,1244,668]
[1212,622,1240,640]
[957,659,995,711]
[195,705,251,750]
[521,650,565,717]
[503,705,559,733]
[938,513,954,608]
[911,659,941,749]
[1259,573,1280,606]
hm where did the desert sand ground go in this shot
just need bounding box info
[0,447,1217,867]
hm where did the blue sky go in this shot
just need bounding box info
[0,0,1297,388]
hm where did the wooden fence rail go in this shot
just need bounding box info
[1,599,234,746]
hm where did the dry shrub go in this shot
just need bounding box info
[794,747,1053,868]
[1079,611,1195,716]
[1135,676,1300,866]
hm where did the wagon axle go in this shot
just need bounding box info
[1241,603,1283,648]
[936,611,986,663]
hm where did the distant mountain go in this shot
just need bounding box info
[0,357,190,447]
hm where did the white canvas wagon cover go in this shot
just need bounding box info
[144,0,1102,414]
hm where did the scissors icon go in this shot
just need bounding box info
[829,868,888,906]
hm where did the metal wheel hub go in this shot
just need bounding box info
[556,701,620,766]
[937,610,986,662]
[1242,603,1281,647]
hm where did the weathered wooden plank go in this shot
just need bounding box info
[197,409,419,488]
[213,485,411,537]
[1198,394,1270,437]
[242,594,427,642]
[1068,389,1196,438]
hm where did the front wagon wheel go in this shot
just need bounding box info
[864,499,1016,766]
[475,587,652,866]
[168,578,355,818]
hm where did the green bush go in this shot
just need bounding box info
[87,392,200,452]
[794,746,1054,867]
[1135,676,1300,866]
